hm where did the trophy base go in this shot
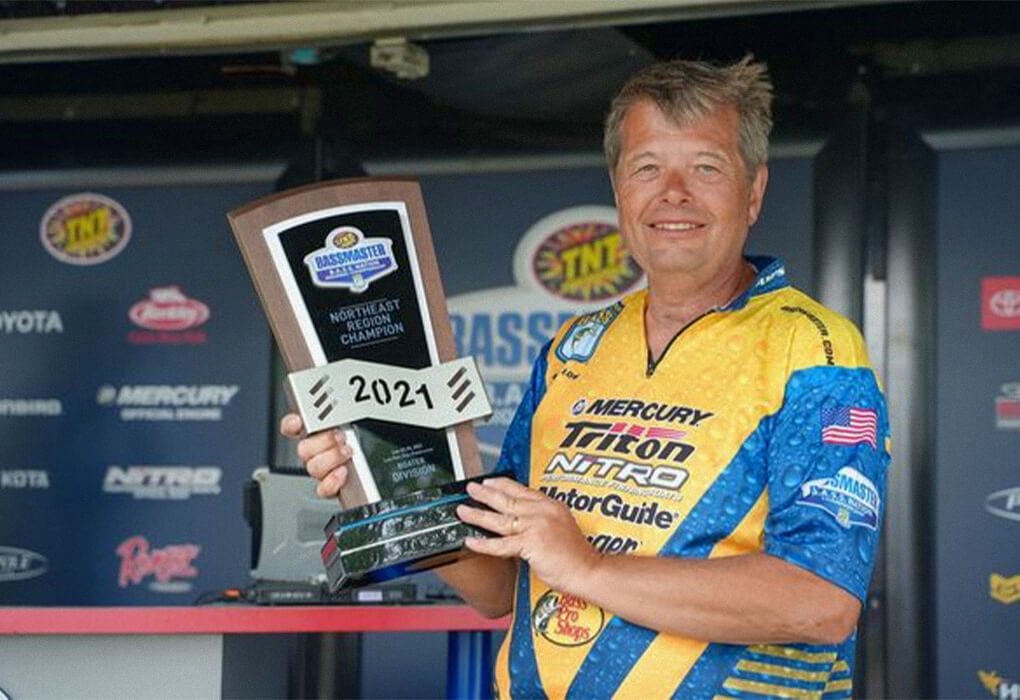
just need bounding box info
[320,472,509,591]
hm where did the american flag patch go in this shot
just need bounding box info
[821,406,877,448]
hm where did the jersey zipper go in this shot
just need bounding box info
[645,308,717,377]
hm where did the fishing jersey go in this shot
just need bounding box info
[492,256,890,700]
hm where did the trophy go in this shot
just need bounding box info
[228,179,498,590]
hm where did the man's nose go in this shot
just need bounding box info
[660,169,692,204]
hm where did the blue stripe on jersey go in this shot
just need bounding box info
[565,421,772,699]
[671,643,746,699]
[509,562,549,700]
[496,341,550,485]
[504,343,551,698]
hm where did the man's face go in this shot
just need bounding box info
[611,99,768,284]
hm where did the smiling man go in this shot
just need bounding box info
[283,56,890,699]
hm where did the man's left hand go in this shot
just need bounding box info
[456,477,600,592]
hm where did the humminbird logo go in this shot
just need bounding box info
[577,398,713,426]
[97,384,239,421]
[103,466,222,500]
[539,485,678,530]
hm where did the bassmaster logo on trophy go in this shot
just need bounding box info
[304,226,397,293]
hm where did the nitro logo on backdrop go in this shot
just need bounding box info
[0,470,50,489]
[982,277,1020,331]
[128,286,209,345]
[304,226,397,293]
[40,192,132,265]
[0,398,62,416]
[96,384,239,422]
[103,466,221,500]
[0,310,63,334]
[116,535,200,593]
[0,546,49,582]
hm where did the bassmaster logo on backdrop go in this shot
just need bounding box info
[96,384,238,422]
[448,205,641,467]
[978,670,1020,699]
[128,286,209,345]
[532,589,605,647]
[103,465,222,500]
[116,535,200,593]
[0,546,49,582]
[39,192,132,265]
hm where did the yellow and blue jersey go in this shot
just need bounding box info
[492,257,890,700]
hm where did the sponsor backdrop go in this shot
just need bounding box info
[936,148,1020,698]
[0,160,812,606]
[0,181,274,604]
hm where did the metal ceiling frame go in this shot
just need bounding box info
[0,0,896,63]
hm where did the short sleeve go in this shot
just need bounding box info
[764,365,891,602]
[494,340,551,485]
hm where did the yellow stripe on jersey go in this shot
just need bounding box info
[723,677,823,699]
[824,678,853,693]
[736,659,830,682]
[831,660,850,673]
[750,645,838,664]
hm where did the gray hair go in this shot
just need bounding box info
[603,55,774,177]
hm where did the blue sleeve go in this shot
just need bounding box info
[494,341,551,485]
[764,366,891,602]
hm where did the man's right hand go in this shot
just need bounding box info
[279,413,353,499]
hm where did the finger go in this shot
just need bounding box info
[279,413,304,438]
[457,504,517,536]
[296,431,343,463]
[306,446,350,480]
[480,477,544,502]
[463,534,521,559]
[465,480,519,515]
[315,465,348,499]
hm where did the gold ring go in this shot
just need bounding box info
[511,515,520,534]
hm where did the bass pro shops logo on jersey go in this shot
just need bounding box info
[304,226,397,293]
[128,286,209,345]
[796,466,880,530]
[532,590,605,647]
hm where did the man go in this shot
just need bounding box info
[282,56,889,699]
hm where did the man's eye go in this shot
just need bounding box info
[696,163,719,174]
[635,164,658,175]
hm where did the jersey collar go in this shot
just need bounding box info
[721,255,789,311]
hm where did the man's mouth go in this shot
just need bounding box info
[650,222,702,231]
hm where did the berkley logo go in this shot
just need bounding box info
[527,207,643,303]
[129,286,210,332]
[532,590,605,647]
[116,535,200,592]
[0,546,49,582]
[990,572,1020,605]
[304,226,397,293]
[40,192,131,265]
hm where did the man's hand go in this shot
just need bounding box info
[278,413,353,499]
[456,477,600,592]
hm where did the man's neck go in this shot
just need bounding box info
[644,259,755,359]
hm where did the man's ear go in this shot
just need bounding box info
[747,165,768,226]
